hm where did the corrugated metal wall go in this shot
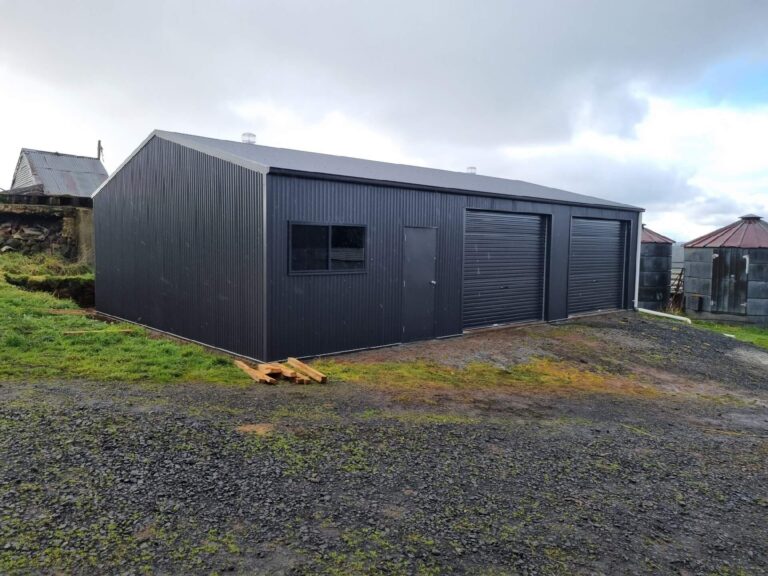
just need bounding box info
[266,174,640,359]
[684,247,768,320]
[638,243,672,311]
[684,248,714,313]
[94,137,266,359]
[747,250,768,318]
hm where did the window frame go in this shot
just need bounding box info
[288,221,368,275]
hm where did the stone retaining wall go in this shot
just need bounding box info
[0,203,93,262]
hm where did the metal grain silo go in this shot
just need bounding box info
[684,215,768,322]
[639,226,674,310]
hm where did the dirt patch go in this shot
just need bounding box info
[329,312,768,404]
[338,326,552,368]
[235,423,275,435]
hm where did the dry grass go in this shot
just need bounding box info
[312,357,660,401]
[235,423,275,436]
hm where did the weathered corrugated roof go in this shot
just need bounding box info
[641,225,674,244]
[94,130,642,211]
[685,215,768,249]
[11,149,108,198]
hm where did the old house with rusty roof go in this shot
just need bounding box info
[1,147,107,261]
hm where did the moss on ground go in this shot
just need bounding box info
[313,357,659,398]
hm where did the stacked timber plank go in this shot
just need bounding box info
[234,357,327,385]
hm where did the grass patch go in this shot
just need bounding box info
[694,321,768,350]
[4,273,94,307]
[313,357,658,398]
[0,252,92,276]
[0,253,249,384]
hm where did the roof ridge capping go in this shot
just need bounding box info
[22,148,101,161]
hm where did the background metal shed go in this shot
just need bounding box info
[94,130,643,361]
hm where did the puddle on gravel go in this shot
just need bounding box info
[732,346,768,369]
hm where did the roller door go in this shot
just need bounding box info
[463,211,547,328]
[568,218,627,314]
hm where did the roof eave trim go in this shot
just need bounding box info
[267,167,644,212]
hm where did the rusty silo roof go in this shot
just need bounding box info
[685,215,768,249]
[641,225,674,244]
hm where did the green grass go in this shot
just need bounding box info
[695,321,768,350]
[0,253,250,384]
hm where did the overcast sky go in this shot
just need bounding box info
[1,0,767,240]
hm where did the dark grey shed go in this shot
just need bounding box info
[684,215,768,322]
[93,130,643,361]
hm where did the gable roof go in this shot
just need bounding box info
[686,215,768,249]
[641,225,674,244]
[94,130,642,211]
[11,149,108,198]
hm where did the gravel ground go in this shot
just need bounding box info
[1,312,767,575]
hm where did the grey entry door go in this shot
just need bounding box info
[711,248,748,314]
[403,227,437,342]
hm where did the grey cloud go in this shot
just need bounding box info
[466,149,700,209]
[1,0,767,148]
[0,0,766,238]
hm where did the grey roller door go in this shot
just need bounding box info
[568,218,627,315]
[463,211,547,328]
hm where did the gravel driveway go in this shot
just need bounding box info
[1,313,767,575]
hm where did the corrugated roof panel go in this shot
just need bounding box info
[686,215,768,248]
[16,149,108,197]
[641,226,674,244]
[144,130,641,211]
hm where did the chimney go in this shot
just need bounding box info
[241,132,256,144]
[466,166,477,175]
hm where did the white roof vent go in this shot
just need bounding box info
[241,132,256,144]
[466,166,477,174]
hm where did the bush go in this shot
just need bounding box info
[4,273,95,307]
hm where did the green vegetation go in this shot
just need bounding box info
[313,357,658,398]
[0,252,92,277]
[694,320,768,350]
[0,253,249,384]
[4,272,94,307]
